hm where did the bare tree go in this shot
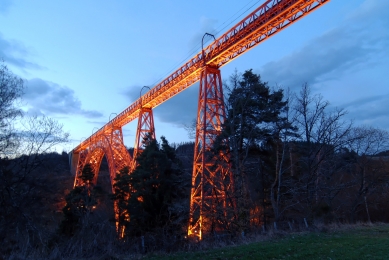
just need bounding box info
[292,84,353,222]
[343,126,389,223]
[0,115,69,253]
[0,61,69,255]
[0,61,24,156]
[269,88,299,228]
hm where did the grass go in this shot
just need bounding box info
[147,223,389,260]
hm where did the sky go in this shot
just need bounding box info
[1,0,388,152]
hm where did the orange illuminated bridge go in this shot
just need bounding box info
[70,0,330,240]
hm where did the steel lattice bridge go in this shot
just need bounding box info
[70,0,329,240]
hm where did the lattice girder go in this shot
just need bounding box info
[73,0,329,155]
[73,127,132,192]
[188,66,235,240]
[68,0,331,240]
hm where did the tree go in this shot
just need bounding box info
[0,63,69,253]
[60,163,97,236]
[342,126,389,223]
[268,88,299,228]
[79,163,95,186]
[218,69,291,231]
[0,61,24,156]
[113,136,190,242]
[112,166,132,237]
[291,84,352,222]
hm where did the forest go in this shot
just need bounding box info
[1,62,389,258]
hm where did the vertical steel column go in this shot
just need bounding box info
[133,107,156,163]
[73,149,88,187]
[188,66,235,240]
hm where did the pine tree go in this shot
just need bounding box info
[60,163,97,235]
[112,166,131,234]
[218,69,294,230]
[113,136,190,238]
[79,163,94,185]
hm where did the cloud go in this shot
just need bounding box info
[342,94,389,130]
[260,0,389,90]
[24,78,103,118]
[347,0,389,22]
[122,85,147,103]
[188,17,218,51]
[123,0,389,131]
[123,83,199,126]
[119,16,219,127]
[154,84,199,125]
[0,33,41,70]
[256,0,389,133]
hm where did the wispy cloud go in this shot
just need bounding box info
[121,85,144,103]
[0,33,41,70]
[24,78,103,118]
[188,16,219,51]
[260,0,389,90]
[123,0,389,132]
[343,93,389,130]
[123,83,199,126]
[257,0,389,132]
[153,84,199,125]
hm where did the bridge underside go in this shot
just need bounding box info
[70,0,330,240]
[70,67,235,240]
[72,127,132,190]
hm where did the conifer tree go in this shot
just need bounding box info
[60,163,97,235]
[218,69,294,230]
[113,136,189,238]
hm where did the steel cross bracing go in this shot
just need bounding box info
[132,107,156,166]
[72,0,329,155]
[70,0,330,239]
[188,66,235,239]
[73,127,132,191]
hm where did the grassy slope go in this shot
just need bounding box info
[148,224,389,260]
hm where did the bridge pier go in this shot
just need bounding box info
[188,66,235,240]
[133,107,155,164]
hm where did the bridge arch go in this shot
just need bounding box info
[73,127,132,191]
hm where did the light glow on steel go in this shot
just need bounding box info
[71,0,330,239]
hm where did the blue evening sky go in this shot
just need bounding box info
[1,0,388,151]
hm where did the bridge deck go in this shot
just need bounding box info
[73,0,329,153]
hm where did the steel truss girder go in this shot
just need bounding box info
[73,127,132,192]
[188,66,235,240]
[133,107,156,163]
[73,0,329,155]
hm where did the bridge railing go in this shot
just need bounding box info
[73,0,329,153]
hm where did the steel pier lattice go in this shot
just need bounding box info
[188,66,235,240]
[133,107,156,164]
[69,0,331,239]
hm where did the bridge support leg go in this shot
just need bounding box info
[73,149,89,187]
[72,127,132,188]
[133,107,156,163]
[71,127,132,237]
[188,66,235,240]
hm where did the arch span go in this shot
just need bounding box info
[72,127,132,191]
